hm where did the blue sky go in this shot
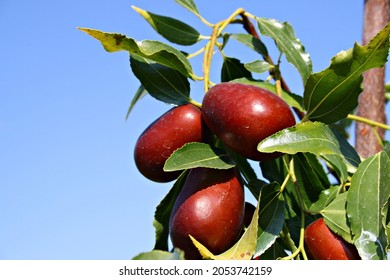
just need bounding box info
[1,0,388,260]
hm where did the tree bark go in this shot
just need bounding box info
[355,0,390,159]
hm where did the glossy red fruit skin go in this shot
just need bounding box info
[134,104,204,183]
[169,167,245,259]
[304,218,360,260]
[201,82,296,161]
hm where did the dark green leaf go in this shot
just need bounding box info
[221,57,252,82]
[292,153,329,209]
[321,154,349,183]
[230,33,268,57]
[330,128,361,169]
[130,55,191,105]
[260,156,287,184]
[132,249,185,260]
[153,170,188,250]
[322,192,354,243]
[163,142,236,171]
[254,184,285,258]
[258,239,288,259]
[303,22,390,124]
[78,28,194,78]
[132,6,201,46]
[125,84,147,120]
[256,17,312,84]
[175,0,200,16]
[347,151,390,259]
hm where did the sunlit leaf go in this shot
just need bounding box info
[256,17,312,84]
[78,28,194,78]
[303,22,390,124]
[244,60,273,73]
[175,0,200,16]
[130,55,191,105]
[309,185,341,213]
[322,192,353,243]
[132,249,185,260]
[347,151,390,260]
[132,6,201,45]
[164,142,236,171]
[258,121,342,157]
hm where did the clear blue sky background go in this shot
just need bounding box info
[1,0,389,260]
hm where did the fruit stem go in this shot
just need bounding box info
[280,211,308,260]
[202,8,246,93]
[187,46,206,60]
[189,98,202,108]
[203,26,218,92]
[347,113,390,131]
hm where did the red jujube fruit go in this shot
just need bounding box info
[134,104,204,182]
[169,167,245,259]
[201,82,296,161]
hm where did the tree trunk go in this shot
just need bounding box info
[355,0,390,159]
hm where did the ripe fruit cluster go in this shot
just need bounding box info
[133,82,296,259]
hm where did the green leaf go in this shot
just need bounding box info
[163,142,236,171]
[132,249,185,260]
[132,6,201,46]
[254,184,285,258]
[153,171,188,250]
[292,153,329,209]
[321,154,349,183]
[322,192,354,243]
[309,185,341,213]
[130,55,190,105]
[125,84,147,120]
[258,121,342,157]
[230,33,268,57]
[175,0,200,16]
[258,239,288,259]
[347,151,390,260]
[78,28,194,78]
[330,128,361,169]
[244,60,273,73]
[303,22,390,124]
[221,57,252,82]
[191,189,261,260]
[256,17,312,84]
[231,78,304,112]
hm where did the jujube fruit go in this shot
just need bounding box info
[201,82,296,161]
[134,104,204,183]
[304,218,360,260]
[169,167,245,259]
